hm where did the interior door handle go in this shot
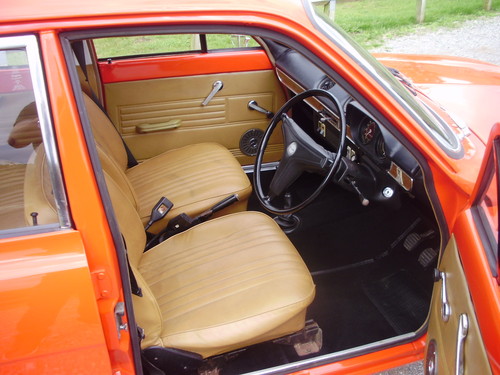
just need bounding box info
[434,269,451,322]
[248,100,274,118]
[202,80,223,106]
[455,313,469,375]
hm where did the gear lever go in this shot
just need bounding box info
[274,192,300,234]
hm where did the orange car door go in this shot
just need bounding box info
[425,124,500,375]
[0,35,112,374]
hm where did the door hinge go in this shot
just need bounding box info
[91,269,112,300]
[114,302,128,339]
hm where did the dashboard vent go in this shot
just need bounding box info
[319,77,335,91]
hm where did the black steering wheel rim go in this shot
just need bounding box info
[253,88,347,215]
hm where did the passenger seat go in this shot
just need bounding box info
[83,94,252,232]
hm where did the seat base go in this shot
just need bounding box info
[136,211,315,358]
[127,143,252,233]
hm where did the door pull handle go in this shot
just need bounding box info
[455,313,469,375]
[434,269,451,322]
[202,80,223,106]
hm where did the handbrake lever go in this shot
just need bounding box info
[145,194,239,251]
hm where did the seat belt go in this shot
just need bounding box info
[71,41,138,168]
[121,235,143,297]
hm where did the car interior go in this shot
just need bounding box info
[8,29,443,374]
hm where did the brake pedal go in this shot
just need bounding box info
[403,230,435,252]
[418,248,438,268]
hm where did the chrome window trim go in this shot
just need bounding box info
[0,35,71,231]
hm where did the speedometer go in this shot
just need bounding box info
[360,119,377,145]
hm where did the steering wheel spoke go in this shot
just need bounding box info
[269,114,334,198]
[254,89,346,214]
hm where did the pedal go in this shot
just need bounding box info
[403,230,435,252]
[273,320,323,357]
[418,248,438,268]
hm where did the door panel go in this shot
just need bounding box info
[101,53,285,165]
[0,231,112,374]
[426,236,492,375]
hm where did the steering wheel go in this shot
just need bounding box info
[253,88,347,215]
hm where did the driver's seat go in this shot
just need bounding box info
[83,94,252,233]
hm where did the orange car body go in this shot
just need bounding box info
[0,1,499,374]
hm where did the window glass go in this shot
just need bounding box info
[0,46,59,232]
[206,34,259,49]
[94,33,259,59]
[94,34,201,59]
[477,139,500,248]
[478,171,498,243]
[474,142,499,275]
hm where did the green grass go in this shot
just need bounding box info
[334,0,500,48]
[93,0,498,57]
[94,34,259,59]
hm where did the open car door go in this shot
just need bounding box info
[425,124,500,375]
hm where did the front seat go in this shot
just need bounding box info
[83,94,252,232]
[24,145,316,359]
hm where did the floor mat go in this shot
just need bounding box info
[363,270,430,335]
[306,262,398,353]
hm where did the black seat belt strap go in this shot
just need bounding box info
[122,235,143,297]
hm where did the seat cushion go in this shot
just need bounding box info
[126,142,252,232]
[137,211,315,358]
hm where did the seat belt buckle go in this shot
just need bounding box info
[145,197,174,231]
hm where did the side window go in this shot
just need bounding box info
[206,34,260,50]
[93,33,260,59]
[94,34,200,59]
[0,36,69,235]
[473,137,499,277]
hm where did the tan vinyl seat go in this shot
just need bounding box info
[105,171,316,358]
[24,145,316,359]
[84,93,252,232]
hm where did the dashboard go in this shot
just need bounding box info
[266,40,421,205]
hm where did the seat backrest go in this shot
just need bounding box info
[83,92,140,211]
[83,93,129,173]
[24,142,164,346]
[103,170,164,346]
[23,145,58,226]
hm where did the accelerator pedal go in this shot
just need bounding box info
[418,248,438,268]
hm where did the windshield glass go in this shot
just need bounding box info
[306,1,462,156]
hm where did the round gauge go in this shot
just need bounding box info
[360,119,377,145]
[376,136,387,159]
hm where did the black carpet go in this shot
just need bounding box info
[217,172,438,372]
